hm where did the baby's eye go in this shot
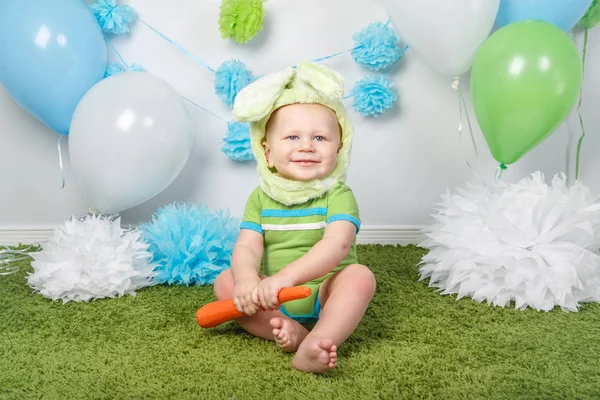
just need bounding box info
[287,135,299,140]
[314,136,325,141]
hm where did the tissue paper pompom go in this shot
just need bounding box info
[215,59,255,108]
[218,0,265,44]
[104,62,146,78]
[350,74,398,117]
[578,0,600,29]
[351,22,402,71]
[89,0,137,35]
[140,202,240,286]
[419,172,600,312]
[222,121,254,162]
[26,214,156,303]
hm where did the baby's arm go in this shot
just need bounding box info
[279,220,356,285]
[231,229,264,283]
[231,229,264,315]
[254,220,355,310]
[233,188,266,314]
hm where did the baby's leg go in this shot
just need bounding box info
[213,269,308,351]
[292,264,376,373]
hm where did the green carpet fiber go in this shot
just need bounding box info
[1,244,599,399]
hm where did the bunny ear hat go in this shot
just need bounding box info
[232,61,354,205]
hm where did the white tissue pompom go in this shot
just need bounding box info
[418,172,600,312]
[27,214,157,303]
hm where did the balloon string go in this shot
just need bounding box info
[495,163,507,181]
[454,76,483,185]
[58,134,66,189]
[459,87,478,158]
[575,28,588,181]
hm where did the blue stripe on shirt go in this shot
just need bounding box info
[326,214,360,233]
[261,207,327,218]
[240,221,264,234]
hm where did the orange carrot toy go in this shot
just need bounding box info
[196,286,312,328]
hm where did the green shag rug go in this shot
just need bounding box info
[1,244,599,399]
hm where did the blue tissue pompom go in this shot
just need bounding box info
[222,121,254,162]
[104,62,146,78]
[214,59,254,108]
[350,75,398,117]
[90,0,138,35]
[352,21,402,71]
[104,62,125,78]
[139,202,240,286]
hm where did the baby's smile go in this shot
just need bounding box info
[292,159,320,166]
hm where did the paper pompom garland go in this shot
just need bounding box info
[26,214,156,303]
[87,1,410,154]
[350,74,398,117]
[349,22,406,117]
[214,59,255,108]
[418,172,600,312]
[89,0,138,35]
[139,202,240,286]
[352,21,402,71]
[104,62,146,78]
[218,0,265,44]
[222,121,254,162]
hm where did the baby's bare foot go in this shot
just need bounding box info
[292,337,337,373]
[270,317,309,353]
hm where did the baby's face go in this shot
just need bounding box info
[263,104,341,182]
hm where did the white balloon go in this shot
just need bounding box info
[382,0,500,78]
[69,72,193,214]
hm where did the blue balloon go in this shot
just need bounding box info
[0,0,107,135]
[496,0,593,32]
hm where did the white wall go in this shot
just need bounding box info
[0,0,595,239]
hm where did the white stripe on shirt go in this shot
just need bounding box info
[261,222,326,231]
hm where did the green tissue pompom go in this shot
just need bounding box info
[219,0,265,44]
[578,0,600,29]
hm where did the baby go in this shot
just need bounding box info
[213,61,376,373]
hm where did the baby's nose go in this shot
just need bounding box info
[299,138,314,151]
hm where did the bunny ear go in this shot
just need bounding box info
[232,67,296,122]
[296,61,344,100]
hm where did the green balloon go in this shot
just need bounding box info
[470,20,582,165]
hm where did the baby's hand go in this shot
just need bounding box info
[254,274,294,311]
[233,276,261,316]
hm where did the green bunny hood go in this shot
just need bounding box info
[232,61,354,206]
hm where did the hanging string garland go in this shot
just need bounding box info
[87,1,409,163]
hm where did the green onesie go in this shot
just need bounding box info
[240,181,360,324]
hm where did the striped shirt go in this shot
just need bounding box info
[241,181,360,281]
